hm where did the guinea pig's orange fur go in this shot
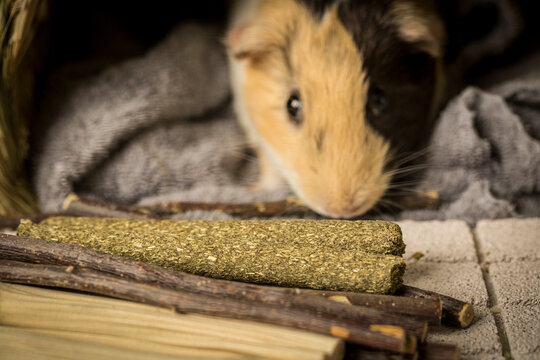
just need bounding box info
[228,0,441,218]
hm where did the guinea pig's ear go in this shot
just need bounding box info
[226,24,278,59]
[393,6,445,58]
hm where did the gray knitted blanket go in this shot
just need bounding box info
[32,22,540,224]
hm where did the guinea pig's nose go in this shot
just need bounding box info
[321,201,366,219]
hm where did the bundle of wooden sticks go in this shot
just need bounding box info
[0,231,472,360]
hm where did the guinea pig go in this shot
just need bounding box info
[226,0,446,218]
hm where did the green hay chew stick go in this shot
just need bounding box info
[17,217,405,294]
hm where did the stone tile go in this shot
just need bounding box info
[476,220,540,360]
[515,353,540,360]
[466,356,506,360]
[404,262,489,306]
[502,306,540,359]
[404,261,502,357]
[428,308,503,359]
[489,261,540,358]
[476,218,540,261]
[398,220,478,262]
[489,261,540,306]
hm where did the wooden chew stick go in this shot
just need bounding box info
[0,213,62,229]
[0,234,427,341]
[61,194,312,219]
[400,285,474,328]
[0,191,440,229]
[346,342,460,360]
[299,289,442,325]
[0,260,416,354]
[62,193,439,219]
[142,197,314,218]
[391,191,440,212]
[345,345,419,360]
[61,194,158,219]
[418,342,461,360]
[16,217,406,294]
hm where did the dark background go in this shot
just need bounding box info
[38,0,540,90]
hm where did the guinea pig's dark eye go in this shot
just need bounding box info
[367,88,389,117]
[286,92,302,125]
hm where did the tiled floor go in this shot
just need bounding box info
[400,218,540,360]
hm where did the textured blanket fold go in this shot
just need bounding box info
[32,24,233,211]
[395,81,540,223]
[32,20,540,224]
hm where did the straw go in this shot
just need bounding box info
[0,0,45,215]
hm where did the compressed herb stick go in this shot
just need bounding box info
[17,217,405,293]
[19,216,405,255]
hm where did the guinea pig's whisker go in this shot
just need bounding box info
[368,205,385,218]
[385,164,430,178]
[366,201,384,214]
[383,199,406,211]
[374,198,405,213]
[231,154,259,166]
[386,179,423,190]
[387,146,432,169]
[222,143,252,153]
[228,149,258,161]
[383,189,425,196]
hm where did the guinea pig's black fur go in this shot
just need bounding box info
[298,0,443,181]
